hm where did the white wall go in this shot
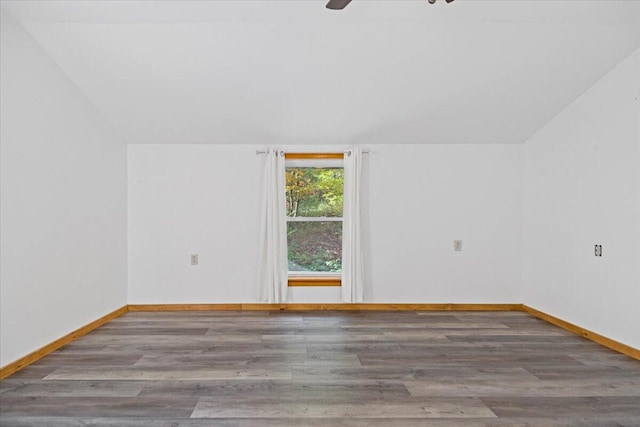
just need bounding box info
[522,48,640,349]
[366,145,522,303]
[128,145,262,303]
[0,13,128,366]
[128,144,522,304]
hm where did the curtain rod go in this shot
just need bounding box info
[255,150,371,155]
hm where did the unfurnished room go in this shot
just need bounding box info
[0,0,639,425]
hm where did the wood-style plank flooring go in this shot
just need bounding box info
[1,311,639,426]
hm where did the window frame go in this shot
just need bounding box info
[285,154,344,287]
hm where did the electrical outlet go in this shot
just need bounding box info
[454,240,462,251]
[190,254,199,265]
[594,245,602,257]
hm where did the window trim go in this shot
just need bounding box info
[285,152,344,160]
[286,154,344,287]
[288,277,342,287]
[286,216,342,222]
[288,271,341,278]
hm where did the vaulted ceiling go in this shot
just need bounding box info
[2,0,640,144]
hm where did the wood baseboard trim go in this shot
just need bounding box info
[522,305,640,361]
[128,303,523,312]
[0,305,128,380]
[128,304,243,311]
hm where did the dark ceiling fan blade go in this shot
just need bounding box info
[326,0,352,10]
[445,0,455,3]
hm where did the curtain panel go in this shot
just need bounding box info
[342,147,364,303]
[257,148,288,303]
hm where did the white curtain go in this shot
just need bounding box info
[257,148,288,303]
[342,147,364,303]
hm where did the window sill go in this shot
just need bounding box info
[288,277,342,287]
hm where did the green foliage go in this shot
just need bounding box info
[285,167,344,272]
[286,168,344,217]
[287,221,342,273]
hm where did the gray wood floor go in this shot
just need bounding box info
[1,311,639,426]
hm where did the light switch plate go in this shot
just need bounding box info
[454,240,462,251]
[190,254,199,265]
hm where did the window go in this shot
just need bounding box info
[285,154,344,286]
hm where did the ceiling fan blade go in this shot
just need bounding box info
[326,0,352,10]
[445,0,455,2]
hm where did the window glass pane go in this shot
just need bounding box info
[286,168,343,217]
[287,221,342,273]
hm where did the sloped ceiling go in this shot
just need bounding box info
[2,0,640,144]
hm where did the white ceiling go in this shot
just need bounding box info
[3,0,640,145]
